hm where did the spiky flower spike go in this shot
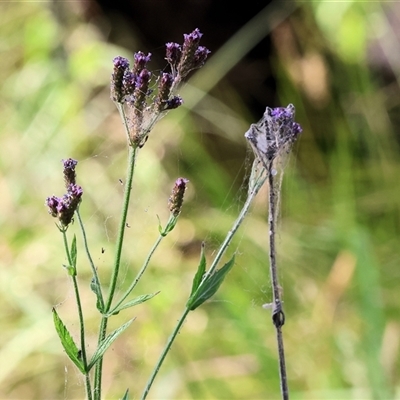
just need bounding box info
[168,178,189,217]
[63,158,78,188]
[245,104,302,172]
[111,56,130,103]
[110,29,210,148]
[46,159,83,229]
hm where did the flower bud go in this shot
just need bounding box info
[168,178,189,217]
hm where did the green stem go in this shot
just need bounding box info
[93,144,139,400]
[105,145,138,311]
[205,164,266,278]
[141,308,190,400]
[141,163,266,399]
[62,230,92,400]
[109,233,164,315]
[76,209,104,311]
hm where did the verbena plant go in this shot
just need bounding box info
[45,28,301,400]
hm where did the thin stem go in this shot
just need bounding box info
[141,308,190,400]
[62,230,93,400]
[76,209,104,311]
[93,144,138,400]
[205,163,266,278]
[105,145,138,311]
[110,233,163,315]
[141,164,266,399]
[267,169,289,400]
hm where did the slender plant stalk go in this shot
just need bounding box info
[76,209,104,310]
[93,144,138,400]
[267,168,288,400]
[62,230,93,400]
[141,164,267,399]
[110,233,164,315]
[141,307,190,400]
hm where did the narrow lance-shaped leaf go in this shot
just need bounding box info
[90,277,104,313]
[70,234,77,269]
[186,254,235,311]
[87,318,135,371]
[52,308,85,374]
[120,388,129,400]
[107,292,160,316]
[64,235,77,276]
[189,242,207,298]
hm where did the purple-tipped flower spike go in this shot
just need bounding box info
[168,178,189,217]
[123,70,137,98]
[133,51,151,75]
[111,56,130,103]
[165,42,182,71]
[177,28,210,79]
[244,104,302,170]
[129,69,152,146]
[193,46,211,70]
[155,73,174,112]
[63,158,78,188]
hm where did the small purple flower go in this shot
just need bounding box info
[168,178,189,217]
[46,195,61,218]
[183,28,203,48]
[111,56,130,103]
[165,96,183,110]
[133,51,151,75]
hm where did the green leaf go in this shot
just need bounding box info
[90,277,104,313]
[87,318,135,371]
[156,214,163,235]
[70,234,77,269]
[120,389,129,400]
[63,264,76,276]
[158,215,178,237]
[52,308,85,374]
[107,292,160,316]
[186,254,235,311]
[189,242,207,298]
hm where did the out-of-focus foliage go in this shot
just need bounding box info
[0,1,399,399]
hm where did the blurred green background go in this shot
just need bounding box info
[1,1,399,399]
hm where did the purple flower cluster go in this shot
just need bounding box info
[45,159,83,228]
[110,29,210,147]
[165,28,211,79]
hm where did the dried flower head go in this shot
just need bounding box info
[168,178,189,217]
[245,104,302,171]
